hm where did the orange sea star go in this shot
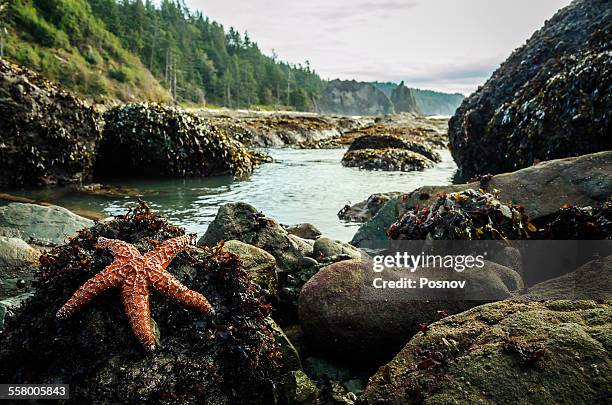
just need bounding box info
[57,235,214,351]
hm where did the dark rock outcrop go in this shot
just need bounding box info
[0,202,297,404]
[448,0,612,178]
[0,59,102,188]
[96,104,267,178]
[317,80,395,116]
[390,81,420,114]
[362,300,612,404]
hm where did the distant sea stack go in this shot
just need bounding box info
[390,81,421,114]
[317,80,396,116]
[448,0,612,178]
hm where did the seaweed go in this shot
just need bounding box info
[0,201,286,404]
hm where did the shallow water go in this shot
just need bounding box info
[5,148,457,241]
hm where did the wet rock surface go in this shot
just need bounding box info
[284,223,322,240]
[199,203,317,324]
[96,103,267,178]
[449,0,612,178]
[0,202,297,404]
[0,59,102,188]
[362,300,612,404]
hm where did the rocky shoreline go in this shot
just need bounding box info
[0,0,611,403]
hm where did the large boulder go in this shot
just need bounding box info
[0,203,93,245]
[351,151,612,247]
[96,104,267,178]
[390,82,420,114]
[317,80,395,116]
[298,260,520,361]
[0,59,102,187]
[448,0,611,178]
[362,300,611,404]
[0,202,299,404]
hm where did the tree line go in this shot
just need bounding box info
[87,0,325,109]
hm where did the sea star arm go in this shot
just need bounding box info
[98,237,141,259]
[121,275,157,351]
[56,261,126,318]
[149,268,214,314]
[143,235,193,270]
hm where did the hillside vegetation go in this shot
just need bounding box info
[2,0,325,108]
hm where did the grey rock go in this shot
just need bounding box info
[312,237,362,261]
[0,203,93,245]
[223,240,278,294]
[285,223,322,240]
[338,192,402,223]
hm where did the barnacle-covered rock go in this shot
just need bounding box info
[347,134,441,162]
[342,148,434,172]
[388,189,534,240]
[449,0,612,178]
[362,300,612,404]
[96,104,268,178]
[0,59,102,188]
[0,202,299,404]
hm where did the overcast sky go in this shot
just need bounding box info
[183,0,572,95]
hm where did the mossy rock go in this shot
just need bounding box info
[362,300,612,404]
[96,103,267,178]
[0,202,296,404]
[0,59,102,187]
[342,148,434,172]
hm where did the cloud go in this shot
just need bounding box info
[310,0,419,22]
